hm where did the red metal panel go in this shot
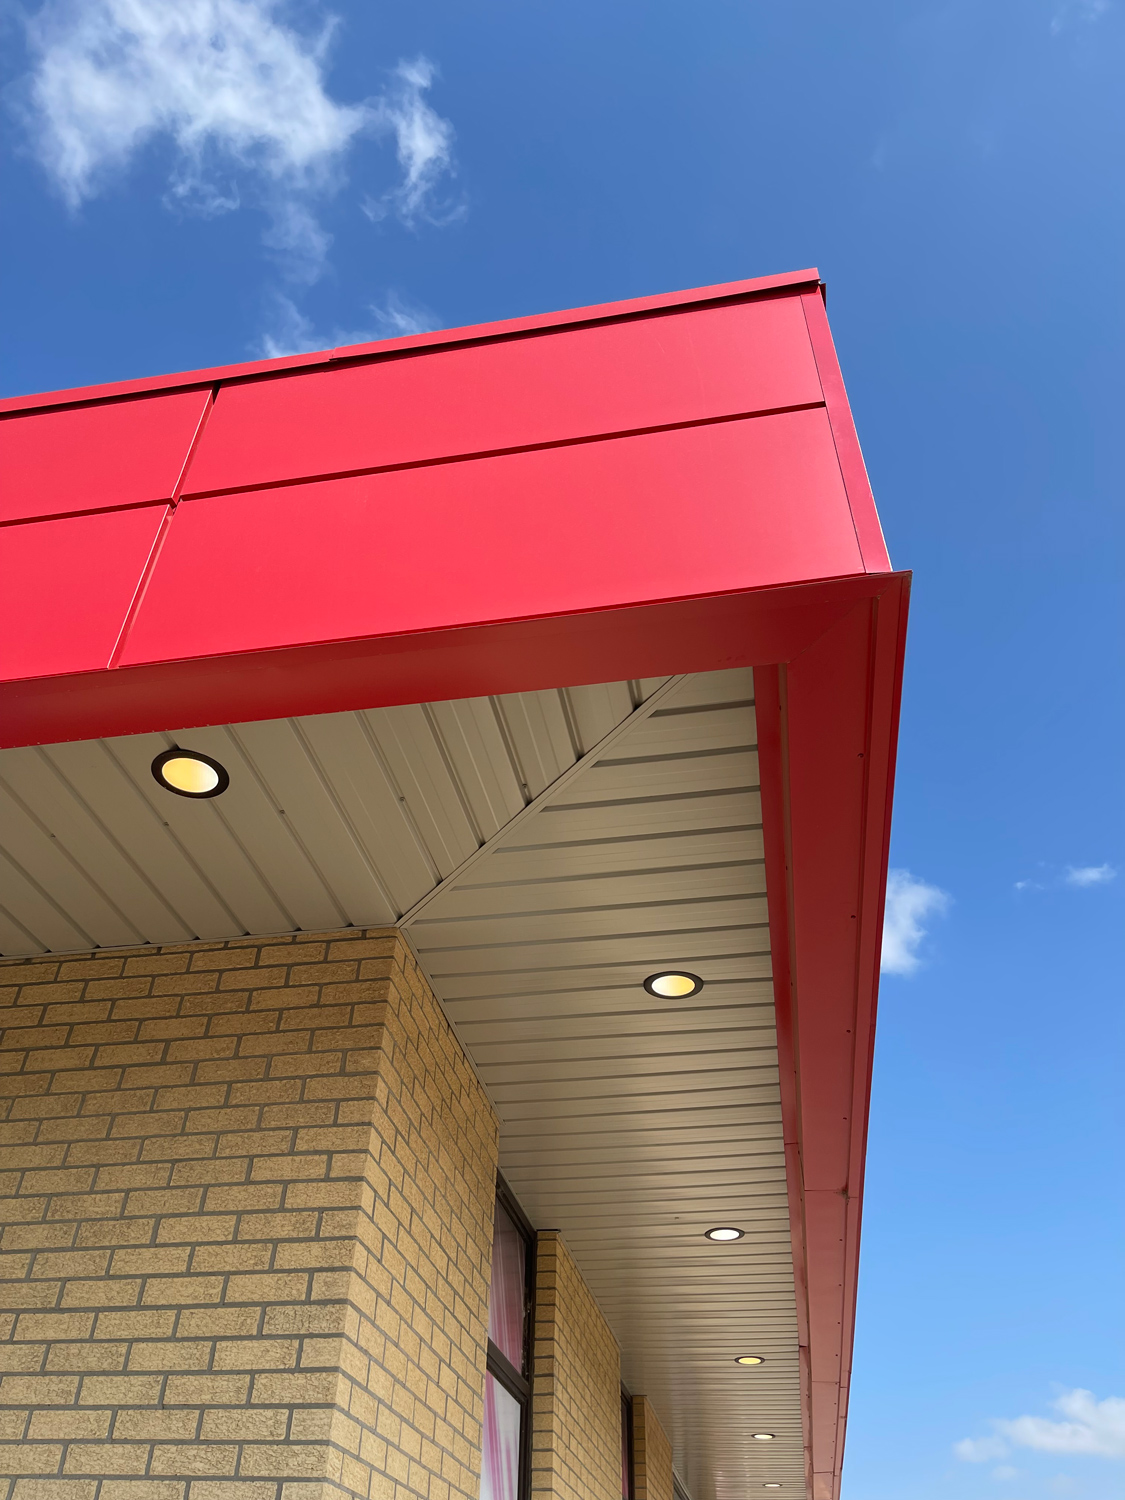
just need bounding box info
[122,410,861,668]
[0,390,211,524]
[0,507,167,681]
[182,296,823,496]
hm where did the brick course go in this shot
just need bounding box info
[0,931,499,1500]
[530,1233,620,1500]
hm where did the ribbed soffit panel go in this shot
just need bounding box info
[0,679,667,956]
[404,669,800,1500]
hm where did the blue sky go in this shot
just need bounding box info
[2,1,1122,1496]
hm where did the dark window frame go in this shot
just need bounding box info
[485,1174,536,1500]
[620,1386,635,1500]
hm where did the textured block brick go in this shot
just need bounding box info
[0,932,499,1500]
[11,1482,96,1500]
[27,1412,111,1441]
[77,1374,163,1405]
[63,1444,151,1475]
[149,1447,238,1477]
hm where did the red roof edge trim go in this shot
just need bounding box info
[0,269,820,417]
[799,290,892,574]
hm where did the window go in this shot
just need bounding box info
[621,1391,634,1499]
[482,1181,533,1500]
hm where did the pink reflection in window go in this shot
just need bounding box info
[488,1199,526,1371]
[482,1371,521,1500]
[621,1394,632,1499]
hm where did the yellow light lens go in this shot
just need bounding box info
[752,1433,775,1441]
[160,756,220,795]
[736,1356,765,1366]
[647,973,698,997]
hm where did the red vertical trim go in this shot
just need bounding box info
[169,385,219,506]
[107,387,217,669]
[800,291,892,574]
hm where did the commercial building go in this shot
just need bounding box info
[0,268,909,1500]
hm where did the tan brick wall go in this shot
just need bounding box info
[630,1398,672,1500]
[530,1232,620,1500]
[0,930,499,1500]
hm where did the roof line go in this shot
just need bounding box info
[0,268,820,417]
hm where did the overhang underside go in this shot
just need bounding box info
[0,667,801,1498]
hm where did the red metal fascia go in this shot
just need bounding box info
[757,572,910,1500]
[0,268,820,416]
[0,574,896,749]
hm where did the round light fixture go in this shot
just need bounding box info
[151,748,229,799]
[764,1485,783,1489]
[752,1433,775,1442]
[706,1226,744,1242]
[735,1355,765,1366]
[643,971,703,998]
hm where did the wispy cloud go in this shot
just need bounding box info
[1063,863,1117,888]
[1051,0,1111,34]
[362,58,461,227]
[1016,862,1117,892]
[957,1390,1125,1463]
[881,868,950,976]
[18,0,457,282]
[956,1436,1011,1463]
[258,289,440,358]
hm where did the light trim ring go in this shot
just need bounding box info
[736,1355,766,1366]
[752,1433,776,1441]
[643,971,704,999]
[151,748,230,799]
[706,1226,744,1242]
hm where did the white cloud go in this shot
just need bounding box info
[957,1391,1125,1465]
[362,58,460,227]
[1000,1391,1125,1458]
[1064,864,1117,888]
[881,868,950,975]
[19,0,456,280]
[259,289,439,357]
[956,1436,1011,1463]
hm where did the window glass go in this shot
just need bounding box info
[482,1370,522,1500]
[621,1393,632,1499]
[488,1198,526,1372]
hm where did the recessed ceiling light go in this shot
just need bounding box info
[643,971,703,998]
[706,1226,744,1242]
[735,1355,765,1366]
[151,748,229,799]
[752,1433,775,1441]
[764,1484,783,1489]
